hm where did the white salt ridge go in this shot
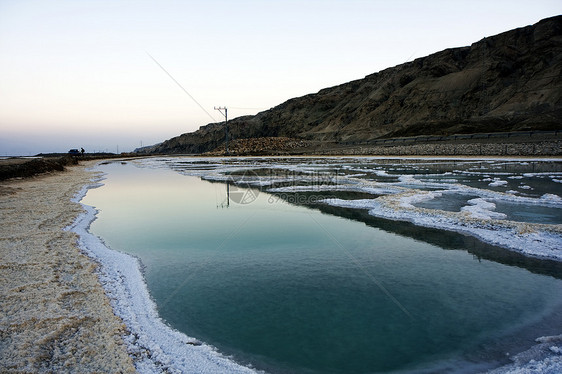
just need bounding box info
[320,197,562,261]
[541,194,562,202]
[338,166,386,176]
[523,172,557,177]
[484,335,562,374]
[417,178,459,183]
[432,185,560,208]
[267,183,402,195]
[69,176,259,374]
[345,173,368,178]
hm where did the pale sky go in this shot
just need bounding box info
[1,0,560,155]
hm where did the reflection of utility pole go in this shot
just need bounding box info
[217,183,230,209]
[214,106,228,155]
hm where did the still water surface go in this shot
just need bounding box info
[84,160,562,373]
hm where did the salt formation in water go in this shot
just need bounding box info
[145,157,562,261]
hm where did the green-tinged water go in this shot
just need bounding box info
[83,160,562,374]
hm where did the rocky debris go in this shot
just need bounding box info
[151,16,562,155]
[204,137,311,156]
[319,140,562,156]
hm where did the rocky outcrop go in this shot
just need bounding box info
[151,16,562,155]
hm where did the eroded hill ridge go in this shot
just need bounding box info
[147,15,562,154]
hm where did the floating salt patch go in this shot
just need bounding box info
[461,198,507,220]
[399,191,441,208]
[373,170,391,177]
[489,179,508,187]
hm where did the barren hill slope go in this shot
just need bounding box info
[150,15,562,154]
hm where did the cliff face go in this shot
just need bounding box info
[151,16,562,154]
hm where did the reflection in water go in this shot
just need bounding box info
[208,179,562,281]
[217,183,230,209]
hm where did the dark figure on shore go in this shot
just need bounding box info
[80,148,85,156]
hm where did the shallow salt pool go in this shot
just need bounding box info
[83,157,562,374]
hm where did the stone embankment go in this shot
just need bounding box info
[321,140,562,156]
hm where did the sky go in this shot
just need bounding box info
[0,0,560,155]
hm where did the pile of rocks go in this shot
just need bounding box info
[321,140,562,156]
[204,137,311,156]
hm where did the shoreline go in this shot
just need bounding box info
[0,162,135,372]
[1,160,561,373]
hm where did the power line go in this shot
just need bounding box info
[229,107,267,110]
[146,52,217,122]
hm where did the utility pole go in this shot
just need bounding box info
[214,106,228,155]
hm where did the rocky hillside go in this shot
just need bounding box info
[149,15,562,154]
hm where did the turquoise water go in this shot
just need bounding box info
[84,160,562,374]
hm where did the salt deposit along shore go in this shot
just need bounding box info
[0,162,135,372]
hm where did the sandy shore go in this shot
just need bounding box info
[0,163,135,372]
